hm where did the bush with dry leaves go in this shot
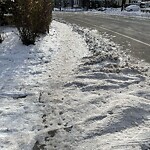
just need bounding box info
[13,0,53,45]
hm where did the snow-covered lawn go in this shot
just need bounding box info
[0,21,150,150]
[0,22,61,149]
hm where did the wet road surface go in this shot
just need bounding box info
[53,12,150,63]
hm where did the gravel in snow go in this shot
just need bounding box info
[0,20,150,150]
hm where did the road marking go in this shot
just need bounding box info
[71,17,150,47]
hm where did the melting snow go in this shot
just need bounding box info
[0,20,150,150]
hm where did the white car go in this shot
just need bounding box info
[125,5,140,11]
[97,7,106,11]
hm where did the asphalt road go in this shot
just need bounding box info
[53,12,150,63]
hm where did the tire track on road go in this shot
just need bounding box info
[71,17,150,47]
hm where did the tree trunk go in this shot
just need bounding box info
[71,0,74,9]
[86,0,90,10]
[121,0,126,11]
[59,0,61,11]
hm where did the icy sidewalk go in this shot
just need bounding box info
[0,24,57,149]
[0,21,89,149]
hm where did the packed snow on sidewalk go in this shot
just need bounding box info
[0,20,150,150]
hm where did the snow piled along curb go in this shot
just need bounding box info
[0,20,150,150]
[84,8,150,19]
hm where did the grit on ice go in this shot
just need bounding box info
[0,20,150,150]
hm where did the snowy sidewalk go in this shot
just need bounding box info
[0,21,89,149]
[0,21,150,150]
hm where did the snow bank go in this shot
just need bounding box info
[54,7,150,19]
[51,26,150,150]
[84,8,150,19]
